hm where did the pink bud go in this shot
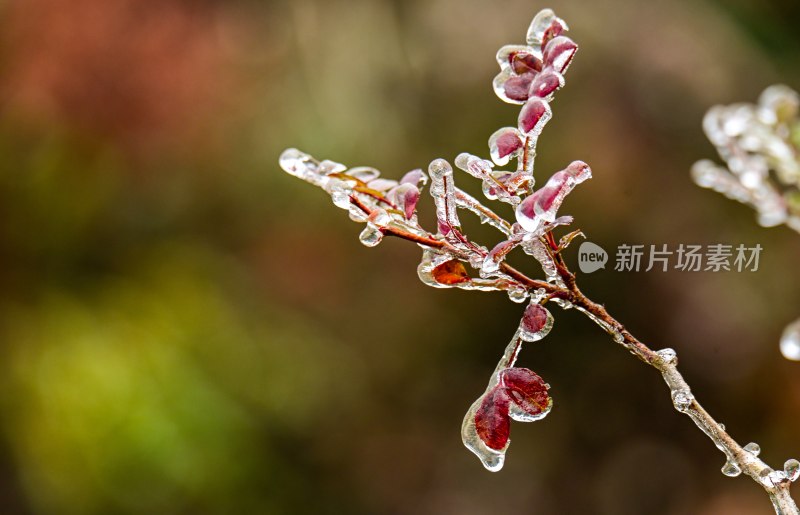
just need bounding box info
[543,36,577,74]
[517,98,552,135]
[400,168,426,187]
[521,303,549,334]
[488,127,523,164]
[388,183,420,219]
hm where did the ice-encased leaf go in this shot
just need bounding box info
[279,148,330,188]
[500,367,552,422]
[474,386,512,451]
[431,259,470,285]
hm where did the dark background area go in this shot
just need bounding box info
[0,0,798,513]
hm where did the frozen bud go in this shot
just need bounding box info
[510,52,542,74]
[518,98,552,135]
[784,459,800,482]
[388,183,420,219]
[516,161,592,230]
[474,386,511,451]
[431,259,470,285]
[529,70,564,99]
[565,160,592,181]
[503,72,537,102]
[400,168,428,187]
[489,127,524,166]
[759,84,799,124]
[499,368,551,420]
[519,302,554,342]
[543,36,577,74]
[527,9,564,46]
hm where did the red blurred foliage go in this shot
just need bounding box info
[1,0,246,156]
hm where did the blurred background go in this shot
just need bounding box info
[0,0,798,513]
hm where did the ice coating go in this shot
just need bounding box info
[428,159,463,240]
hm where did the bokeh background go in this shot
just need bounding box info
[0,0,798,513]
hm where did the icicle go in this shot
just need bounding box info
[780,318,800,361]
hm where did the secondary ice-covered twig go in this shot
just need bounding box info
[693,86,800,366]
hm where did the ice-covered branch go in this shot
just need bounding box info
[279,8,798,513]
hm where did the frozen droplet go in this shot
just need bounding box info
[744,442,761,456]
[721,460,742,477]
[527,9,558,46]
[784,459,800,481]
[367,208,392,228]
[719,423,726,431]
[656,348,678,366]
[327,179,353,209]
[348,203,369,222]
[671,389,694,412]
[519,302,553,342]
[359,224,383,247]
[279,148,329,187]
[780,318,800,361]
[347,166,381,183]
[507,287,528,303]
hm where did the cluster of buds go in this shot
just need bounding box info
[280,9,591,470]
[693,86,800,362]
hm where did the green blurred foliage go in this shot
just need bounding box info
[0,0,797,514]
